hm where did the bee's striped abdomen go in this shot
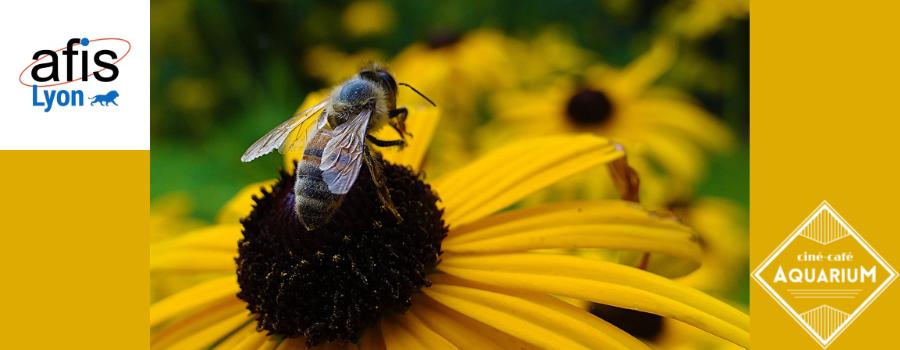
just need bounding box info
[294,129,344,230]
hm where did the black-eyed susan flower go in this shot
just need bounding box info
[150,109,749,349]
[484,39,734,205]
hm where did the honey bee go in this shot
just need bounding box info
[241,63,435,230]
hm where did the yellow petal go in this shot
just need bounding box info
[151,295,250,350]
[150,276,240,328]
[216,180,278,224]
[632,95,734,152]
[150,249,237,272]
[165,314,253,350]
[151,224,243,255]
[210,321,262,350]
[437,254,749,348]
[446,200,690,242]
[378,106,441,172]
[423,275,651,350]
[606,38,676,100]
[446,223,699,262]
[409,294,540,350]
[381,314,458,350]
[360,323,387,350]
[432,134,622,227]
[442,201,701,272]
[233,331,269,350]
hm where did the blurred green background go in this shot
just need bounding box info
[151,0,748,221]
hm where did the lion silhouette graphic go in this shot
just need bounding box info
[89,91,120,106]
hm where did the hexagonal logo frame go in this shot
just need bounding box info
[753,201,897,348]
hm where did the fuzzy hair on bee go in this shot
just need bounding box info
[241,63,435,230]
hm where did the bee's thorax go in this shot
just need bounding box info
[327,76,392,131]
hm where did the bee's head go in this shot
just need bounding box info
[359,64,436,108]
[359,67,398,98]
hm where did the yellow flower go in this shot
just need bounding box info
[484,39,734,205]
[662,0,750,40]
[341,1,396,38]
[150,110,749,349]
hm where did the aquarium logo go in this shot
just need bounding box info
[753,201,896,348]
[19,37,131,112]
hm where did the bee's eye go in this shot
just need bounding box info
[379,71,397,93]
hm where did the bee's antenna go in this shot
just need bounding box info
[398,83,437,107]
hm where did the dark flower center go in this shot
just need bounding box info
[236,161,447,347]
[427,30,462,49]
[589,303,663,341]
[565,88,614,127]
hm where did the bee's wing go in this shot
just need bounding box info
[240,100,329,162]
[320,108,372,194]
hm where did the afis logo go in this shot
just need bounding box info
[20,38,130,112]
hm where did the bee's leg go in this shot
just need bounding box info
[388,107,412,139]
[366,135,406,150]
[388,107,408,120]
[364,145,403,223]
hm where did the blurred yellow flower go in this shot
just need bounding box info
[664,0,750,39]
[485,39,734,205]
[341,1,396,38]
